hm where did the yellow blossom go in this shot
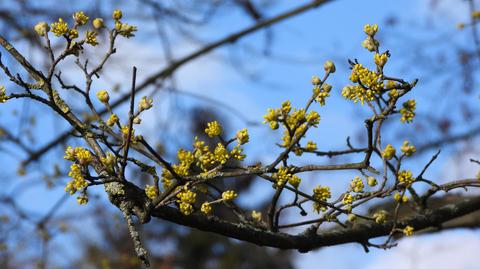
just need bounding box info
[69,29,78,39]
[382,144,396,160]
[324,60,336,73]
[374,53,388,68]
[51,18,69,37]
[400,140,416,156]
[0,86,7,103]
[201,202,212,215]
[403,225,414,236]
[73,11,89,26]
[342,193,354,205]
[373,210,388,224]
[312,185,331,212]
[205,121,222,137]
[113,9,123,20]
[107,114,119,127]
[145,185,158,199]
[77,195,88,205]
[364,24,379,36]
[93,18,105,29]
[118,23,137,38]
[213,143,229,164]
[348,213,357,222]
[179,202,193,215]
[350,176,364,193]
[96,90,110,104]
[34,22,50,36]
[139,96,153,111]
[222,190,237,202]
[305,141,317,152]
[236,128,249,144]
[311,75,321,85]
[400,99,416,123]
[251,210,262,222]
[398,170,415,185]
[367,176,377,187]
[85,30,98,46]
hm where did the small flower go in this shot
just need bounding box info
[51,18,69,37]
[34,22,50,36]
[236,128,249,145]
[69,29,79,39]
[382,144,396,160]
[363,24,379,36]
[73,11,89,26]
[85,30,98,46]
[92,18,105,29]
[138,96,153,111]
[305,141,317,152]
[324,60,336,73]
[145,185,158,199]
[373,210,388,224]
[342,193,354,205]
[113,9,123,20]
[403,225,414,236]
[205,121,222,137]
[350,176,364,193]
[394,192,409,203]
[107,114,119,127]
[77,195,88,205]
[400,140,416,156]
[222,190,237,202]
[96,90,109,104]
[398,170,415,185]
[118,23,137,38]
[179,202,193,215]
[251,210,262,222]
[374,53,388,68]
[0,86,8,103]
[311,75,321,85]
[201,202,212,215]
[367,176,377,187]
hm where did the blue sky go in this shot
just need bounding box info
[1,0,480,268]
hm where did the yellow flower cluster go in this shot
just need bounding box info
[342,64,384,104]
[342,193,354,205]
[305,141,317,152]
[34,22,50,36]
[381,144,396,160]
[394,192,409,203]
[65,164,88,195]
[374,53,388,68]
[112,10,137,38]
[324,60,336,74]
[205,121,222,137]
[139,96,153,111]
[145,185,158,199]
[400,99,416,123]
[264,101,320,148]
[96,90,110,104]
[73,11,89,26]
[373,210,388,224]
[251,210,262,222]
[350,176,364,193]
[403,225,414,236]
[51,18,69,36]
[0,86,7,103]
[64,146,93,166]
[236,128,249,145]
[361,24,379,52]
[177,189,197,215]
[85,30,98,46]
[272,167,301,188]
[222,190,237,202]
[312,185,331,212]
[398,170,415,185]
[77,194,88,205]
[400,140,416,156]
[100,152,116,171]
[313,83,332,106]
[201,202,212,215]
[107,114,119,127]
[367,176,377,187]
